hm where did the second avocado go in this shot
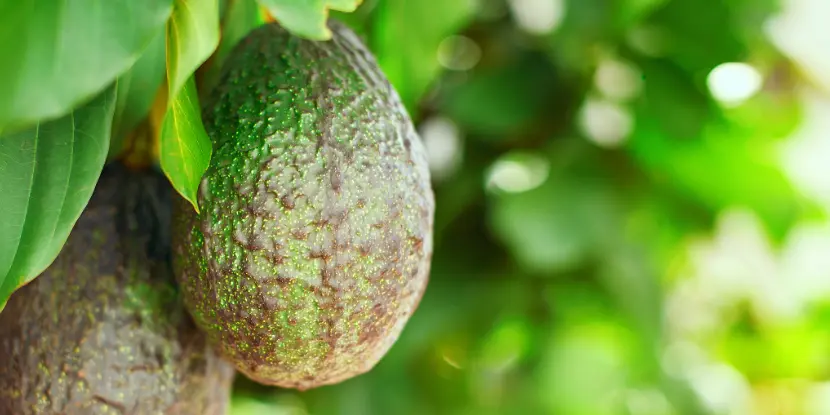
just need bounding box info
[173,21,435,389]
[0,165,235,414]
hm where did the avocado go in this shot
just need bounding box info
[0,165,235,415]
[173,21,435,389]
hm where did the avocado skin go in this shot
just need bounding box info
[0,165,235,415]
[173,21,434,389]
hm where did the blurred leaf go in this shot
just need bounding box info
[616,0,669,27]
[538,323,634,415]
[167,0,220,100]
[626,190,712,270]
[201,0,265,93]
[727,0,781,39]
[631,58,805,237]
[546,0,613,71]
[0,0,171,132]
[645,0,745,73]
[257,0,362,40]
[231,394,308,415]
[727,77,803,140]
[478,317,532,371]
[441,54,558,137]
[597,246,664,344]
[720,310,830,380]
[638,59,713,140]
[330,0,378,35]
[0,86,116,311]
[433,162,484,242]
[217,0,265,67]
[110,30,167,159]
[230,396,276,415]
[489,161,621,273]
[304,375,375,415]
[372,0,476,111]
[160,77,212,212]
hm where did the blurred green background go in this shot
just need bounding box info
[232,0,830,414]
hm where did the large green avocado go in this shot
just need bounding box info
[0,165,235,415]
[173,21,434,389]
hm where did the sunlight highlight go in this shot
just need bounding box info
[508,0,565,35]
[486,153,549,193]
[706,62,763,106]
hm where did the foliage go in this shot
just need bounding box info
[0,86,116,310]
[0,1,170,132]
[2,0,830,413]
[259,0,363,40]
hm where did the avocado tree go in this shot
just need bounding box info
[0,0,427,308]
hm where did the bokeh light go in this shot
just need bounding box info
[706,63,763,106]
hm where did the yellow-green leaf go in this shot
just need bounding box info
[160,0,219,211]
[159,77,212,212]
[257,0,362,40]
[167,0,220,99]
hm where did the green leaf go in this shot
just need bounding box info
[257,0,362,40]
[0,86,116,311]
[372,0,475,111]
[217,0,265,65]
[167,0,221,100]
[616,0,668,26]
[110,29,167,159]
[160,77,212,212]
[330,1,375,36]
[645,0,745,73]
[629,117,807,239]
[0,0,171,132]
[160,0,219,211]
[201,0,265,94]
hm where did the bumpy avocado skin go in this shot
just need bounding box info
[0,165,235,415]
[173,21,434,389]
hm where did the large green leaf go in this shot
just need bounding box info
[167,0,221,99]
[161,0,219,211]
[372,0,475,111]
[0,0,171,132]
[160,78,212,212]
[0,86,116,311]
[257,0,362,40]
[110,30,167,159]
